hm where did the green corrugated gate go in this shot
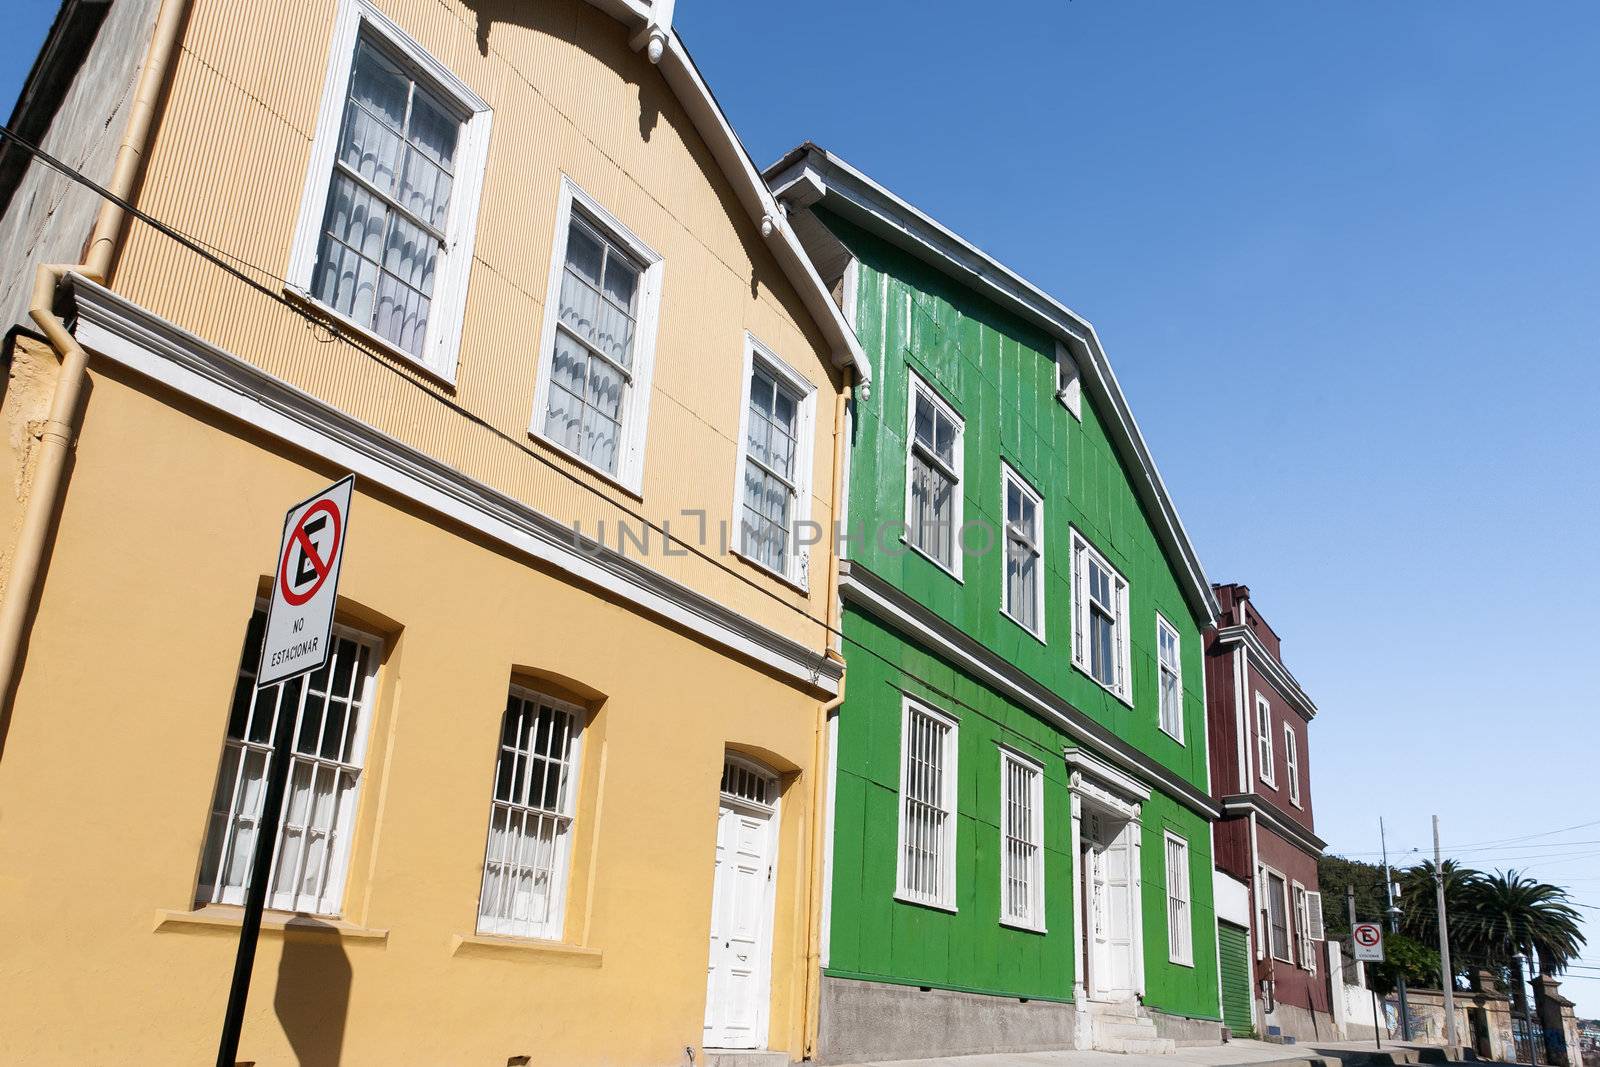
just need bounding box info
[1219,921,1254,1038]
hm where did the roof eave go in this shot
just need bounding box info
[767,145,1218,625]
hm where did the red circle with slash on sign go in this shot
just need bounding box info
[1355,924,1381,947]
[278,499,342,607]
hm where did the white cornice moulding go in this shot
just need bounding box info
[66,275,841,695]
[839,560,1220,821]
[1214,624,1318,720]
[1220,793,1326,857]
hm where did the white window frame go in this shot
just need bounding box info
[731,333,818,590]
[895,695,959,912]
[1165,830,1194,966]
[1156,612,1183,743]
[528,176,665,494]
[999,461,1045,639]
[197,608,381,917]
[1264,867,1292,962]
[903,370,965,579]
[998,746,1045,931]
[1292,880,1318,974]
[1284,723,1301,807]
[1255,692,1276,786]
[1070,528,1131,705]
[1054,341,1082,420]
[475,684,587,941]
[285,0,493,384]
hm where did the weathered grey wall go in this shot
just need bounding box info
[816,976,1079,1064]
[0,0,162,328]
[1150,1008,1229,1046]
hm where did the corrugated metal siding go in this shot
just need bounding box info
[1219,920,1254,1037]
[106,0,842,653]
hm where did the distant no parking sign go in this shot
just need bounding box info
[257,476,354,687]
[1353,921,1385,962]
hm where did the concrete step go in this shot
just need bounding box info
[1115,1037,1178,1055]
[1097,1021,1164,1039]
[704,1051,790,1067]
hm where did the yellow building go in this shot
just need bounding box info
[0,0,866,1063]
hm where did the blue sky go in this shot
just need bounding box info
[6,0,1599,1014]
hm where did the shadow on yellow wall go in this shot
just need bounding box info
[273,920,352,1066]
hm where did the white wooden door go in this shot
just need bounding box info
[1102,821,1135,995]
[703,797,775,1049]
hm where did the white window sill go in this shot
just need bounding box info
[1168,952,1196,968]
[284,285,458,389]
[1000,607,1047,646]
[154,904,389,942]
[900,534,963,583]
[894,890,957,914]
[1000,917,1047,935]
[1070,658,1134,709]
[1158,723,1186,747]
[527,426,645,501]
[451,932,603,966]
[732,545,810,595]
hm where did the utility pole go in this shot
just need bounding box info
[1433,815,1458,1047]
[1381,817,1411,1040]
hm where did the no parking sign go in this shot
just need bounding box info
[1353,921,1385,962]
[257,476,353,687]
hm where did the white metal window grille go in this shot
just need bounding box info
[1284,724,1301,805]
[1157,616,1182,740]
[311,36,464,363]
[197,609,379,916]
[721,757,777,808]
[543,212,645,477]
[1165,832,1193,965]
[477,687,585,940]
[1002,464,1043,636]
[741,363,803,575]
[999,750,1044,929]
[1266,871,1291,961]
[906,375,962,573]
[1256,694,1276,786]
[1071,531,1129,701]
[897,699,957,909]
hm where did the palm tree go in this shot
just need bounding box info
[1465,870,1585,976]
[1399,858,1483,963]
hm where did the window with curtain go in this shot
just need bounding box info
[1071,531,1129,700]
[543,213,644,477]
[906,375,962,573]
[1166,832,1193,964]
[740,362,802,575]
[477,687,585,940]
[197,608,379,916]
[1002,464,1043,636]
[1000,750,1044,929]
[1266,870,1291,960]
[1157,616,1182,740]
[897,699,957,909]
[311,36,464,364]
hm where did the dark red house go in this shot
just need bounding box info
[1205,583,1332,1040]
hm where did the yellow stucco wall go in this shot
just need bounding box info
[113,0,841,652]
[0,361,822,1065]
[0,0,849,1061]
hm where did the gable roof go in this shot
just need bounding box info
[765,142,1218,624]
[577,1,869,384]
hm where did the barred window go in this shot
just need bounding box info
[477,688,585,940]
[897,699,957,909]
[1157,615,1182,740]
[1266,870,1292,961]
[197,608,379,916]
[1072,530,1130,701]
[999,749,1044,929]
[1166,832,1193,965]
[906,373,963,575]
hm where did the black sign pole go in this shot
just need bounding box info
[214,679,298,1067]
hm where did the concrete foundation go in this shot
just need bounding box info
[1260,999,1340,1042]
[1150,1009,1228,1047]
[816,976,1079,1064]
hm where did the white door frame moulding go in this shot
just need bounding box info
[66,275,842,694]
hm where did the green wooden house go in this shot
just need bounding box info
[768,145,1226,1062]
